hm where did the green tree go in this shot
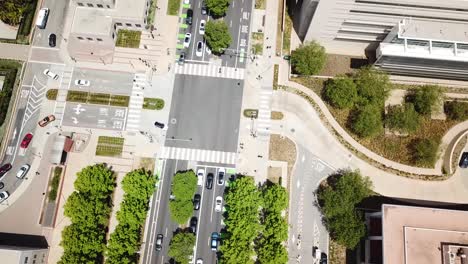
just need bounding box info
[445,101,468,120]
[106,225,140,264]
[121,169,156,201]
[412,85,443,115]
[324,76,358,109]
[172,171,197,201]
[262,212,288,243]
[257,241,288,264]
[318,170,372,249]
[0,0,29,26]
[351,105,383,138]
[60,224,106,264]
[412,138,439,166]
[74,164,115,199]
[262,183,288,213]
[63,192,111,228]
[169,199,194,224]
[205,0,230,16]
[168,232,196,264]
[354,67,390,106]
[290,41,326,75]
[205,20,232,54]
[385,103,420,133]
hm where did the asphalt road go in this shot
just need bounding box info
[165,75,243,152]
[33,0,69,48]
[69,68,134,95]
[62,103,128,131]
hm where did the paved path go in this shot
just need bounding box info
[0,43,30,61]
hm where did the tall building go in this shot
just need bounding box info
[0,233,49,264]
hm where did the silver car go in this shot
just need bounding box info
[16,164,30,179]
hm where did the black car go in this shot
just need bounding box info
[206,173,213,189]
[190,217,198,233]
[186,9,193,25]
[154,121,165,129]
[460,152,468,168]
[217,169,225,185]
[201,2,207,15]
[178,52,186,65]
[0,163,12,178]
[155,234,163,251]
[48,33,56,47]
[193,194,201,210]
[320,253,328,264]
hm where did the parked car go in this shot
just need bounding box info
[460,152,468,168]
[196,41,203,57]
[199,20,206,35]
[190,217,198,233]
[43,69,59,80]
[74,79,90,86]
[154,122,165,129]
[0,163,12,178]
[206,173,213,189]
[48,33,56,47]
[186,9,193,25]
[201,2,207,15]
[210,232,220,251]
[217,168,225,185]
[197,169,204,186]
[215,196,223,212]
[38,114,56,127]
[155,234,163,251]
[20,133,33,149]
[320,252,328,264]
[193,194,201,210]
[35,8,49,29]
[178,52,186,65]
[196,259,203,264]
[16,164,30,179]
[0,191,9,203]
[183,33,192,48]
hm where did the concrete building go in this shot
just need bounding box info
[0,233,49,264]
[362,204,468,264]
[68,0,150,63]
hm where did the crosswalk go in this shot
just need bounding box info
[54,66,73,124]
[125,73,146,131]
[257,88,272,137]
[23,77,47,125]
[174,63,245,80]
[160,146,237,165]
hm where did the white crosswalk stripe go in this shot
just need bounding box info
[160,146,237,164]
[174,63,245,80]
[256,88,272,137]
[126,73,146,131]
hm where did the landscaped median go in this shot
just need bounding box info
[143,97,165,110]
[66,90,130,107]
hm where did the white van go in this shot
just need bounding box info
[35,8,49,29]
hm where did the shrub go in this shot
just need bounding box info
[324,76,357,109]
[411,85,443,115]
[385,103,420,133]
[354,67,390,106]
[412,138,439,166]
[290,41,326,75]
[351,105,383,138]
[444,101,468,120]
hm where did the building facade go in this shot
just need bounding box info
[0,233,49,264]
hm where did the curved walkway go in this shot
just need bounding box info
[270,90,468,203]
[281,79,468,177]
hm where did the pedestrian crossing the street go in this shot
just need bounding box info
[174,63,245,80]
[160,146,237,165]
[257,88,272,137]
[125,73,146,131]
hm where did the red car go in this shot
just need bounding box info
[20,133,33,148]
[0,163,12,178]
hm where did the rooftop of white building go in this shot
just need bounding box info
[399,18,468,44]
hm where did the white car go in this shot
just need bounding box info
[183,33,192,48]
[196,41,203,57]
[199,20,206,35]
[197,169,204,186]
[75,79,90,86]
[206,45,212,55]
[16,164,30,179]
[0,191,9,203]
[215,196,223,212]
[184,0,190,4]
[196,258,203,264]
[43,69,59,80]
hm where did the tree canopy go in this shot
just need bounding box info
[354,67,390,107]
[290,41,326,75]
[351,104,383,138]
[385,103,420,134]
[205,20,232,54]
[205,0,230,17]
[324,76,358,109]
[445,101,468,121]
[412,138,439,167]
[412,85,443,115]
[168,232,196,264]
[0,0,30,26]
[74,163,115,199]
[169,170,197,224]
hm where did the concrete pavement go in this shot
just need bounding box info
[0,43,30,61]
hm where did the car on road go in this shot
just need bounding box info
[183,0,190,4]
[460,152,468,168]
[206,173,213,189]
[43,69,59,80]
[16,164,30,179]
[193,194,201,210]
[183,33,192,48]
[206,45,212,54]
[186,9,193,25]
[48,33,56,47]
[74,79,90,86]
[190,217,198,233]
[0,191,9,203]
[0,163,12,178]
[210,232,220,251]
[320,252,328,264]
[199,20,206,35]
[215,196,223,212]
[196,41,203,57]
[38,114,55,127]
[196,259,203,264]
[197,169,204,186]
[154,121,165,129]
[178,52,186,65]
[155,234,163,251]
[217,168,225,185]
[35,8,49,29]
[201,2,207,15]
[20,133,33,149]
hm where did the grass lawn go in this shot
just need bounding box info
[46,89,58,100]
[167,0,180,16]
[65,90,129,107]
[110,95,130,107]
[273,64,279,90]
[88,93,110,105]
[116,30,142,48]
[48,166,63,201]
[143,97,165,110]
[243,109,258,118]
[276,0,284,55]
[252,32,264,55]
[255,0,266,9]
[96,136,124,157]
[66,90,88,103]
[271,111,284,120]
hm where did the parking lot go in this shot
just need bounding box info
[62,103,127,131]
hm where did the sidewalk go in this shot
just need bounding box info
[0,43,30,61]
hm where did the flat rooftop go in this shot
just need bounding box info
[382,204,468,264]
[399,19,468,43]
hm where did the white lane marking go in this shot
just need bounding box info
[194,165,207,261]
[235,25,241,69]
